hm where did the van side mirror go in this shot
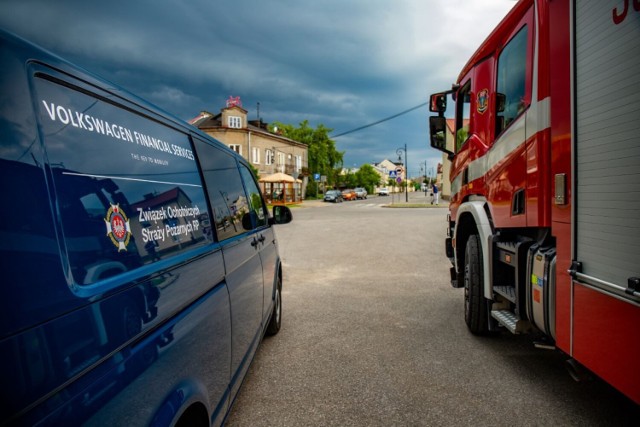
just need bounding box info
[429,93,447,114]
[429,116,454,161]
[270,205,292,225]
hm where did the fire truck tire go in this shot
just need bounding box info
[464,234,489,335]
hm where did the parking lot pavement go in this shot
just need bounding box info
[226,199,639,426]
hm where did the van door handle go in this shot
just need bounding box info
[258,235,265,243]
[251,238,259,247]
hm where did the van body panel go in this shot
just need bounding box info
[259,226,279,323]
[0,29,290,426]
[221,235,265,386]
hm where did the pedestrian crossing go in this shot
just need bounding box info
[342,202,383,208]
[311,198,445,209]
[315,201,382,208]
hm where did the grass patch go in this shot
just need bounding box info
[267,203,305,210]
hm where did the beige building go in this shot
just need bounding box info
[372,159,411,192]
[189,103,309,188]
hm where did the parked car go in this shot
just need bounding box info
[341,189,357,201]
[354,187,368,199]
[324,190,343,203]
[378,187,390,196]
[0,29,293,427]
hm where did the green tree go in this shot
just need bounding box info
[387,178,396,190]
[355,164,382,193]
[306,180,319,198]
[248,163,260,180]
[341,170,358,188]
[271,120,344,193]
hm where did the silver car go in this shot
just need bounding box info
[354,187,368,199]
[324,190,343,203]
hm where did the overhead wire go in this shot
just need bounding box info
[331,101,428,138]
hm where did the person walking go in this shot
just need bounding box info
[431,183,439,205]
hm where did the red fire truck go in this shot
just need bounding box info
[428,0,639,404]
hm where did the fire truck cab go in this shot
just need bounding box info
[428,0,640,405]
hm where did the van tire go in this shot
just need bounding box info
[266,277,282,335]
[464,234,489,335]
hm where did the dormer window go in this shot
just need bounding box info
[228,116,242,128]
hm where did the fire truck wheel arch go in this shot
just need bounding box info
[453,199,494,300]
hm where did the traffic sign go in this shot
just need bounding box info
[389,171,397,178]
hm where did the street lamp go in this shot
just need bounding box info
[396,144,408,202]
[420,160,427,196]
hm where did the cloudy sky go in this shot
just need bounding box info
[0,0,515,177]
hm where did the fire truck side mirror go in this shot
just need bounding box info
[429,116,453,160]
[496,92,506,113]
[429,93,447,114]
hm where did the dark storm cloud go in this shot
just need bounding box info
[0,0,515,174]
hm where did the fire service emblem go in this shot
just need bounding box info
[477,88,489,114]
[104,204,132,251]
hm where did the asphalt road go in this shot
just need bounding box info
[225,195,639,426]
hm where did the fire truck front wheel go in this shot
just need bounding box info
[464,234,489,335]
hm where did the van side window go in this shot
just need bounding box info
[239,166,267,228]
[34,78,210,285]
[194,139,250,241]
[496,25,529,134]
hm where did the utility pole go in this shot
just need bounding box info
[396,144,408,202]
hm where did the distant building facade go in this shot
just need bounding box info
[372,159,407,191]
[189,98,309,190]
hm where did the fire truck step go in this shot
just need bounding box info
[494,285,516,302]
[495,241,518,267]
[495,241,518,252]
[491,310,528,334]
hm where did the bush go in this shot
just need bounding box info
[306,181,318,198]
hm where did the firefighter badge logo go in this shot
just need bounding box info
[477,89,489,114]
[104,204,132,251]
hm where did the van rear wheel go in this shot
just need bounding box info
[266,277,282,335]
[464,234,489,335]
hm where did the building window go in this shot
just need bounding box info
[265,149,274,165]
[228,116,242,128]
[229,144,241,155]
[295,155,302,172]
[276,152,285,173]
[252,147,260,164]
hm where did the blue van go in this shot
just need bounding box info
[0,29,292,426]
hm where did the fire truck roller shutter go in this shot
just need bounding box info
[574,0,640,299]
